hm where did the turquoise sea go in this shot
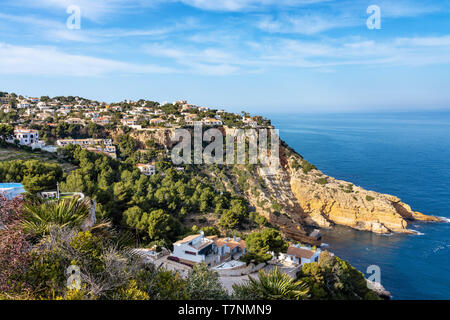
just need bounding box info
[267,112,450,300]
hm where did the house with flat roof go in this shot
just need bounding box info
[171,231,218,266]
[136,163,156,176]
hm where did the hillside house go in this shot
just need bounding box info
[172,231,218,266]
[209,236,247,260]
[12,127,39,146]
[279,244,322,266]
[136,163,156,176]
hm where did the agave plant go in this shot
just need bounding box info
[22,196,91,238]
[238,268,310,300]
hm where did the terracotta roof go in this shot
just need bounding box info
[287,246,315,259]
[214,237,246,250]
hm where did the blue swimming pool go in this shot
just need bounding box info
[0,183,25,189]
[0,183,26,199]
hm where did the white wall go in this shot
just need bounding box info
[172,244,205,263]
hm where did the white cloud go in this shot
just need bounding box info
[11,0,157,22]
[0,12,197,43]
[378,0,441,18]
[144,43,241,75]
[395,36,450,47]
[142,34,450,74]
[176,0,331,12]
[257,13,356,35]
[0,43,175,76]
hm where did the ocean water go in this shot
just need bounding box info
[267,112,450,300]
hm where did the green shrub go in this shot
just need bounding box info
[315,178,328,185]
[250,212,269,227]
[342,184,354,193]
[291,159,300,170]
[271,201,282,211]
[301,160,317,174]
[366,195,375,202]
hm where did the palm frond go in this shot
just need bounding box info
[22,196,90,238]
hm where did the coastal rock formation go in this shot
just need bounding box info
[110,127,177,149]
[125,127,442,236]
[286,152,441,234]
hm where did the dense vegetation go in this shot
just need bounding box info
[297,251,380,300]
[55,145,251,246]
[0,96,380,300]
[0,160,63,194]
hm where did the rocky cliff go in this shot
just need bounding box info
[207,139,442,236]
[282,147,441,234]
[126,127,442,236]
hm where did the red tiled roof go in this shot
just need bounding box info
[287,246,315,259]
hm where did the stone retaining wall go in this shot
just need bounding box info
[216,262,266,276]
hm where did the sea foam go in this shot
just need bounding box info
[410,230,425,236]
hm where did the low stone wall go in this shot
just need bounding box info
[216,262,266,277]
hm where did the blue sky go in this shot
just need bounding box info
[0,0,450,113]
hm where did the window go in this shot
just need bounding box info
[185,251,196,256]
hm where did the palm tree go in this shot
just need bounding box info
[22,196,90,238]
[234,268,310,300]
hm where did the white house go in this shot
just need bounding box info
[136,163,156,176]
[210,236,247,260]
[121,118,138,127]
[56,138,112,147]
[65,118,85,125]
[8,127,56,152]
[171,231,217,266]
[279,244,322,266]
[93,116,112,125]
[202,118,223,126]
[150,118,165,125]
[37,102,47,109]
[12,127,39,146]
[17,103,30,109]
[242,117,258,128]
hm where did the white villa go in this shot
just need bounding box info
[65,118,85,125]
[8,127,57,152]
[209,235,247,260]
[170,233,247,267]
[202,118,223,126]
[278,244,322,266]
[121,118,138,127]
[150,118,165,125]
[12,127,39,146]
[172,231,218,266]
[56,138,116,158]
[136,163,156,176]
[56,138,113,147]
[93,116,112,125]
[242,117,258,128]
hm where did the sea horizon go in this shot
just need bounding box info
[266,111,450,299]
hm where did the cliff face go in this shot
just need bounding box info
[109,127,177,149]
[126,127,442,236]
[285,152,441,234]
